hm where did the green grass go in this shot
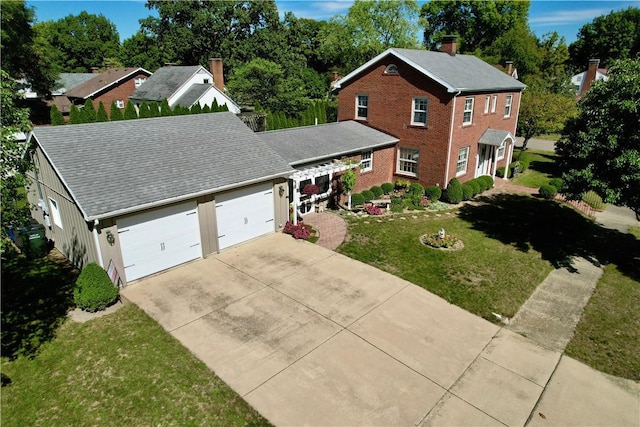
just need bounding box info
[1,304,270,426]
[339,209,554,321]
[565,263,640,381]
[511,150,559,188]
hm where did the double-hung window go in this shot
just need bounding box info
[491,95,497,113]
[356,95,368,119]
[504,94,513,117]
[456,146,470,176]
[360,151,373,172]
[397,147,419,176]
[463,97,474,125]
[411,97,428,126]
[49,197,63,229]
[134,77,146,88]
[497,142,506,159]
[484,96,490,114]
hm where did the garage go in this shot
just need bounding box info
[118,201,202,282]
[216,183,275,250]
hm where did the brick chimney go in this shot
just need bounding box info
[580,58,600,96]
[505,61,514,76]
[441,35,457,56]
[91,66,100,74]
[209,58,224,92]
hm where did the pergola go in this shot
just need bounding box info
[289,161,359,225]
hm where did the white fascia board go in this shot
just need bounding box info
[83,68,153,99]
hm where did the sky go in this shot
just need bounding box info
[26,0,638,45]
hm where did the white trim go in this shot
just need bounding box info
[49,197,63,229]
[491,95,497,113]
[444,92,460,185]
[115,99,125,108]
[497,142,506,160]
[504,94,513,117]
[397,147,419,177]
[360,150,373,172]
[484,95,490,114]
[384,64,399,74]
[92,220,104,268]
[356,94,368,120]
[463,97,474,125]
[456,146,470,176]
[411,97,428,126]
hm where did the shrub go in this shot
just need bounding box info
[509,161,520,176]
[497,166,508,178]
[408,183,424,197]
[470,178,487,192]
[283,221,312,240]
[461,183,474,201]
[381,182,394,194]
[366,205,384,215]
[302,183,319,196]
[467,179,481,195]
[425,185,441,202]
[582,190,606,210]
[361,190,375,202]
[539,184,558,200]
[370,185,384,198]
[73,263,119,312]
[514,151,531,171]
[390,196,404,213]
[479,175,494,189]
[394,179,411,190]
[444,178,463,204]
[549,177,564,191]
[351,192,365,206]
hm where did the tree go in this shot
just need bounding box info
[83,99,97,123]
[69,105,84,124]
[160,99,172,116]
[95,101,109,122]
[109,101,124,121]
[420,0,530,52]
[34,11,120,72]
[148,101,160,118]
[569,7,640,71]
[479,23,541,81]
[50,105,66,126]
[517,88,577,150]
[119,30,167,71]
[1,0,58,95]
[1,70,33,246]
[341,168,357,210]
[556,59,640,213]
[123,101,138,120]
[138,101,151,119]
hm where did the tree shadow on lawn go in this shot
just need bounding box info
[1,247,78,360]
[458,194,640,281]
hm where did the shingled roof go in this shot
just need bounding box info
[129,66,202,102]
[64,67,151,99]
[334,48,526,93]
[258,121,398,166]
[29,112,293,220]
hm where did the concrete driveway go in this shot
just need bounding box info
[122,233,639,426]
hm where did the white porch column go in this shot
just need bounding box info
[292,178,300,225]
[491,145,498,180]
[505,140,514,180]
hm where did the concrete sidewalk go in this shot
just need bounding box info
[123,234,639,426]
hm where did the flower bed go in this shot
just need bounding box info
[283,221,312,240]
[420,233,464,251]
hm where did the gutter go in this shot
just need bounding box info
[288,139,400,167]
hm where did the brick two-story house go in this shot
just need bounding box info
[334,37,526,189]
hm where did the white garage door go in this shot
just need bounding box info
[118,201,201,282]
[216,182,275,250]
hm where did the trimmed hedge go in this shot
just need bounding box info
[549,177,563,191]
[73,263,119,312]
[351,193,365,206]
[361,189,375,202]
[582,190,606,210]
[425,185,441,202]
[461,183,474,201]
[497,166,509,178]
[408,183,424,197]
[479,175,494,189]
[467,179,481,195]
[370,185,384,198]
[539,184,557,200]
[444,178,463,204]
[381,182,394,194]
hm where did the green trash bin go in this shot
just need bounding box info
[18,222,48,259]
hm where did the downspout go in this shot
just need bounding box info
[444,90,461,185]
[507,90,524,180]
[92,219,105,268]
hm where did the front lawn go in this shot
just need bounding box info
[338,210,554,321]
[511,149,559,188]
[1,304,270,426]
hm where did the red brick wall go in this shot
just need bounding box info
[91,71,149,117]
[337,56,521,188]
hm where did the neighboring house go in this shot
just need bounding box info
[129,59,240,113]
[333,36,526,188]
[64,67,152,117]
[259,121,399,217]
[571,58,608,99]
[494,61,519,80]
[26,112,292,285]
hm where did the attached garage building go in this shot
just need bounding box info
[27,112,293,285]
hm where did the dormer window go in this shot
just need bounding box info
[384,64,399,74]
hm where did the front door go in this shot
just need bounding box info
[476,144,493,177]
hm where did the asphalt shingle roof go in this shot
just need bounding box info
[258,121,398,166]
[31,112,293,220]
[130,66,202,102]
[65,68,150,99]
[336,48,526,93]
[478,128,514,146]
[174,84,210,107]
[53,73,96,95]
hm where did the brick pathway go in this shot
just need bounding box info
[302,212,347,251]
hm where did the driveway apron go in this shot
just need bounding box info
[122,233,640,427]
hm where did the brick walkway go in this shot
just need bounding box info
[302,212,347,251]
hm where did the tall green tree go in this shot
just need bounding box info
[109,101,124,121]
[556,59,640,213]
[138,101,151,119]
[480,23,542,81]
[420,0,530,52]
[50,105,66,126]
[517,88,577,150]
[160,99,172,116]
[119,30,166,71]
[34,11,120,72]
[569,7,640,71]
[123,100,138,120]
[0,70,33,245]
[69,105,84,124]
[95,101,109,122]
[83,99,97,123]
[1,0,58,95]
